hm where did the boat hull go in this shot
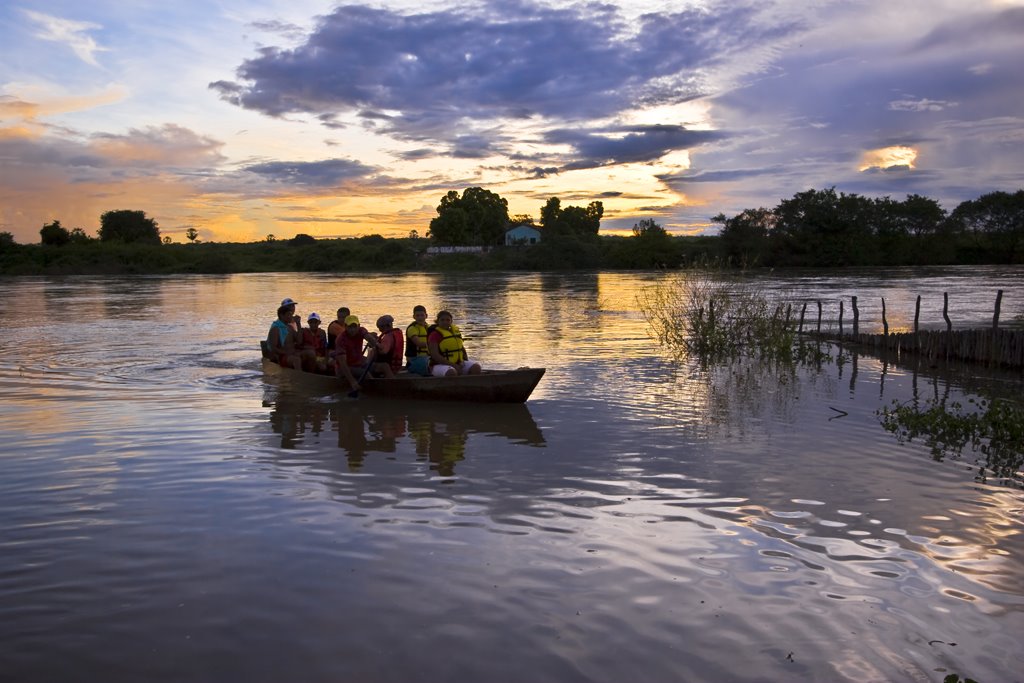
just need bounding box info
[262,358,545,403]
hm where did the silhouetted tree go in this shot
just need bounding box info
[68,227,94,244]
[99,210,161,244]
[429,187,509,245]
[185,227,199,243]
[716,208,774,264]
[40,220,71,246]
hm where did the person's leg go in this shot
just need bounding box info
[462,360,481,375]
[431,364,457,377]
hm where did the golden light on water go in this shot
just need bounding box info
[859,146,918,171]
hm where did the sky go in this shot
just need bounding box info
[1,0,1022,243]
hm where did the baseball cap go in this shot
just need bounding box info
[344,315,360,325]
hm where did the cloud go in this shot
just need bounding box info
[210,1,792,145]
[888,98,958,112]
[22,9,108,66]
[241,158,378,187]
[546,124,722,170]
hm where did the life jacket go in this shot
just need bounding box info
[302,328,327,356]
[377,328,404,373]
[327,320,344,351]
[405,322,429,358]
[434,325,467,363]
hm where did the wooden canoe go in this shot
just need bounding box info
[261,357,545,403]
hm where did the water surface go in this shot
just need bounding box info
[1,268,1022,682]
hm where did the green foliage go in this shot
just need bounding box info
[289,233,317,246]
[429,187,509,246]
[541,198,603,236]
[0,231,15,248]
[879,396,1024,486]
[40,220,71,246]
[99,210,161,244]
[638,266,798,364]
[948,190,1024,263]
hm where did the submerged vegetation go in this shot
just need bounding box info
[638,266,813,364]
[879,397,1024,487]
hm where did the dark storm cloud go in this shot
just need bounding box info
[242,158,377,186]
[546,124,722,170]
[210,0,792,141]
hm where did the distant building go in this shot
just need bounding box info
[425,245,487,255]
[504,225,542,246]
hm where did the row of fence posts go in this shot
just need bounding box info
[793,289,1022,369]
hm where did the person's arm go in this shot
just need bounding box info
[427,332,447,365]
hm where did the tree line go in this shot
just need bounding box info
[2,186,1021,275]
[716,188,1024,266]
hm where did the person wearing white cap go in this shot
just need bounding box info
[267,304,315,371]
[302,313,329,371]
[280,298,298,332]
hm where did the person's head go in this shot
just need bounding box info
[281,298,297,315]
[336,307,350,321]
[413,305,427,323]
[435,310,453,329]
[376,315,394,332]
[344,315,361,335]
[276,305,291,321]
[308,312,321,328]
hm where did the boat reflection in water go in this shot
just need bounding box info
[264,391,545,475]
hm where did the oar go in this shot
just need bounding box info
[347,346,374,398]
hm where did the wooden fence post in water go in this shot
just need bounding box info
[881,297,888,336]
[839,300,845,337]
[799,302,807,334]
[943,292,952,332]
[914,295,921,334]
[852,296,859,337]
[817,300,822,333]
[993,289,1003,330]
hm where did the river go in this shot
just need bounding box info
[0,267,1022,682]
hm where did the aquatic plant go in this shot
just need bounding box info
[878,396,1024,486]
[638,266,804,364]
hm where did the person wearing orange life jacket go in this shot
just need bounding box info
[334,315,380,392]
[405,305,431,376]
[427,310,481,377]
[302,312,329,371]
[374,315,403,377]
[326,307,349,352]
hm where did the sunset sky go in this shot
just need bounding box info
[2,0,1022,243]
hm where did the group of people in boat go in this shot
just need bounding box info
[266,298,482,392]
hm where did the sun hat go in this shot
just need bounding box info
[308,312,321,322]
[344,315,360,325]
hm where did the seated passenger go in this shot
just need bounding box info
[427,310,481,377]
[280,298,299,332]
[335,315,380,392]
[303,312,329,372]
[374,315,403,378]
[267,305,314,370]
[405,305,431,376]
[326,307,350,352]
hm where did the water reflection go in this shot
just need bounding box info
[265,392,545,474]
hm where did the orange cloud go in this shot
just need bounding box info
[859,146,918,171]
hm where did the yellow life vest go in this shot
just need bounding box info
[435,325,467,363]
[406,322,430,357]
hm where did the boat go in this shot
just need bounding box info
[261,356,545,403]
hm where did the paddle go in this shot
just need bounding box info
[346,344,374,398]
